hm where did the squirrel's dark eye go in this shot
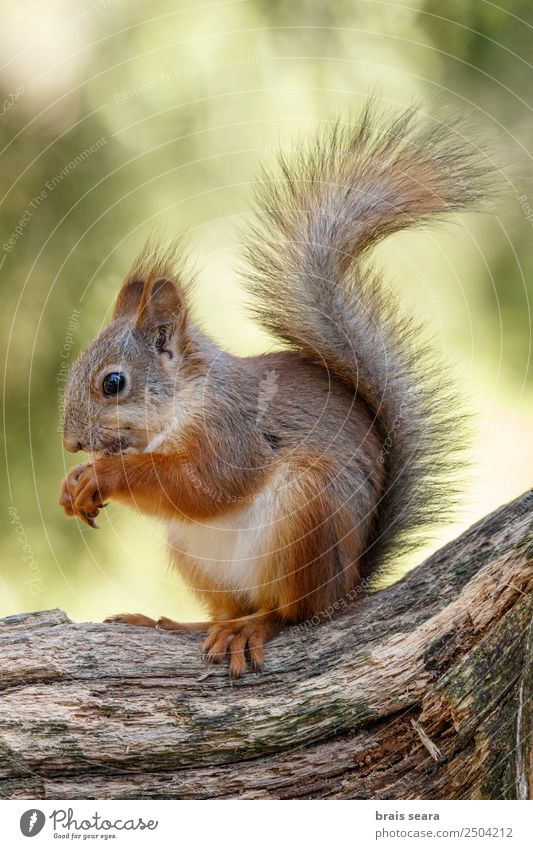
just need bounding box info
[102,372,126,396]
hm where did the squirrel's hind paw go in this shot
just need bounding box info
[104,612,158,628]
[203,615,279,679]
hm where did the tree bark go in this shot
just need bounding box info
[0,491,531,800]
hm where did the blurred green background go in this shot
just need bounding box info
[1,0,532,623]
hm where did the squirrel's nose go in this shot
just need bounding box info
[63,435,82,453]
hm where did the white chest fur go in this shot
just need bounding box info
[166,480,279,605]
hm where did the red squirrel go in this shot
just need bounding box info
[59,102,492,677]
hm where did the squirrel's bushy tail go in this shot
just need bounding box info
[243,100,494,576]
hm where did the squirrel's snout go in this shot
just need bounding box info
[63,435,83,453]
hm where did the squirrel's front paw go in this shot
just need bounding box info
[59,462,109,528]
[59,463,89,517]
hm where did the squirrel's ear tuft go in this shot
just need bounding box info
[113,240,192,356]
[135,277,187,358]
[113,238,189,323]
[113,278,145,320]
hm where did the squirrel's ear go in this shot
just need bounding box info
[113,278,144,320]
[135,277,187,358]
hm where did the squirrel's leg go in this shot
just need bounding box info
[104,595,245,633]
[61,450,263,524]
[104,613,159,628]
[105,610,280,678]
[258,457,363,623]
[105,560,252,635]
[154,578,276,676]
[104,613,212,631]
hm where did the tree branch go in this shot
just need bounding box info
[0,491,531,799]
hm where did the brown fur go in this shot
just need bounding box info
[60,101,494,676]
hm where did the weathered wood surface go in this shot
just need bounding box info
[0,491,531,800]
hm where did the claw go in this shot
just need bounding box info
[79,510,99,529]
